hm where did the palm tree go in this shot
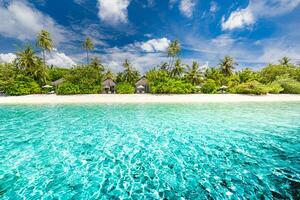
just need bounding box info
[15,46,38,72]
[122,59,140,84]
[90,57,104,72]
[170,59,185,77]
[36,30,53,66]
[218,56,237,76]
[167,40,181,69]
[185,61,203,85]
[15,46,48,84]
[83,37,94,65]
[279,56,291,67]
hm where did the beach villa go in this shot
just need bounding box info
[135,76,150,93]
[102,78,116,94]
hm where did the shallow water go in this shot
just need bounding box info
[0,103,300,199]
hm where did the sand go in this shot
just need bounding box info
[0,94,300,104]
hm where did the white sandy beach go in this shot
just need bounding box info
[0,94,300,104]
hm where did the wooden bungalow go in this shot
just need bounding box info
[135,76,150,93]
[102,78,116,94]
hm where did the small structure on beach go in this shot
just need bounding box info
[51,78,65,88]
[135,76,150,93]
[220,85,228,93]
[102,78,116,94]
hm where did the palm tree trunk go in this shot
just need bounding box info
[43,50,46,66]
[87,50,89,65]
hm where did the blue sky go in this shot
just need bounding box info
[0,0,299,72]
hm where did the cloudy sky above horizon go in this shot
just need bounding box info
[0,0,300,72]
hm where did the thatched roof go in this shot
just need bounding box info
[135,77,148,86]
[51,78,65,86]
[103,78,116,87]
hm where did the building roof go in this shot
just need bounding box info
[103,78,116,87]
[51,78,65,86]
[135,77,148,86]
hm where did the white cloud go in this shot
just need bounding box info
[0,53,16,63]
[222,0,300,30]
[46,51,76,68]
[100,38,172,73]
[0,1,67,43]
[179,0,197,18]
[222,8,254,30]
[137,38,171,53]
[97,0,130,25]
[210,1,218,13]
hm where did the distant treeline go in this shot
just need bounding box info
[0,30,300,95]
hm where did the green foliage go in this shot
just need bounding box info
[201,79,218,94]
[4,74,41,96]
[115,82,135,94]
[274,77,300,94]
[204,68,226,86]
[48,67,70,81]
[185,61,203,85]
[232,81,269,95]
[15,46,49,84]
[266,83,284,94]
[218,56,237,76]
[237,68,258,83]
[259,64,296,83]
[147,69,195,94]
[59,66,103,94]
[56,82,81,95]
[116,60,140,85]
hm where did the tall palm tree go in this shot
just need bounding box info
[170,59,185,77]
[218,56,237,76]
[185,61,203,85]
[279,56,291,67]
[122,59,140,84]
[36,30,53,66]
[83,37,94,65]
[167,40,181,69]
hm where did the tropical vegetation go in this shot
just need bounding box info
[0,30,300,95]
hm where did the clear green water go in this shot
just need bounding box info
[0,103,300,199]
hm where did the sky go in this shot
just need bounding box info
[0,0,300,72]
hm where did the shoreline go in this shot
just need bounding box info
[0,94,300,105]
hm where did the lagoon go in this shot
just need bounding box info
[0,103,300,199]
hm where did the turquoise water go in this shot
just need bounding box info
[0,103,300,199]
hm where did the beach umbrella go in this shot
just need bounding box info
[220,85,228,89]
[42,85,53,89]
[137,85,144,89]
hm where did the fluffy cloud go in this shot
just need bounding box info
[137,38,170,53]
[0,1,66,43]
[179,0,197,18]
[100,38,171,72]
[0,53,16,63]
[97,0,130,25]
[222,0,300,30]
[46,51,76,68]
[222,8,254,30]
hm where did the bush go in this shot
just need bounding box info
[259,64,296,83]
[266,83,284,94]
[274,78,300,94]
[201,79,218,94]
[150,79,195,94]
[57,82,80,95]
[4,75,41,96]
[233,81,269,95]
[116,82,135,94]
